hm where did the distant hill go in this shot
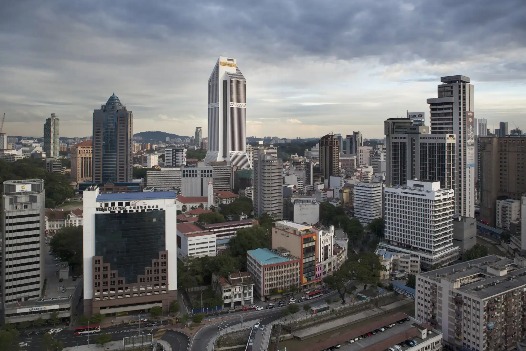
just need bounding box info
[133,131,190,142]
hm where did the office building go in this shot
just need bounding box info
[205,57,250,169]
[292,198,319,225]
[357,145,372,166]
[146,154,158,168]
[272,221,318,286]
[343,131,363,155]
[1,180,44,322]
[428,75,475,218]
[71,140,93,183]
[195,127,203,148]
[45,158,64,174]
[496,198,521,231]
[176,223,216,259]
[180,164,213,197]
[0,133,7,150]
[353,182,383,225]
[415,255,526,350]
[479,136,526,226]
[380,180,459,269]
[320,133,340,186]
[92,94,133,183]
[146,168,181,191]
[475,118,488,136]
[83,189,177,316]
[211,161,232,192]
[408,111,425,126]
[165,148,186,167]
[253,146,283,219]
[247,248,300,300]
[43,113,59,158]
[499,121,509,136]
[201,219,256,253]
[384,118,456,192]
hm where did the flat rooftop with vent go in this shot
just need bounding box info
[418,255,526,299]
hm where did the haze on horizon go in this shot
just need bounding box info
[1,0,525,139]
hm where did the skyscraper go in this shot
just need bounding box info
[253,146,283,219]
[475,118,488,136]
[92,94,133,183]
[205,57,250,169]
[0,133,7,150]
[428,75,475,218]
[195,127,203,148]
[1,180,45,309]
[319,133,340,185]
[499,121,509,136]
[71,140,93,183]
[43,113,59,158]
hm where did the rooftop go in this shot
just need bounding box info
[97,191,176,202]
[274,220,313,232]
[75,140,92,148]
[177,222,205,234]
[176,195,208,204]
[247,248,297,266]
[215,190,239,199]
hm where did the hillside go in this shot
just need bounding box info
[133,131,190,142]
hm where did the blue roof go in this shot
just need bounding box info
[248,248,293,265]
[97,191,176,202]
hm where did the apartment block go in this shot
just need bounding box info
[320,133,340,186]
[416,255,526,350]
[247,248,300,300]
[146,168,182,191]
[165,148,186,167]
[479,136,526,226]
[176,223,216,259]
[213,272,254,309]
[253,146,283,219]
[496,198,521,231]
[353,182,383,225]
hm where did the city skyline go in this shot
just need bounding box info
[1,1,525,139]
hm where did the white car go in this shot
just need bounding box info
[255,306,264,311]
[19,342,28,347]
[254,322,260,329]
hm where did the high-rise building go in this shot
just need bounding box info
[92,94,133,183]
[380,180,459,269]
[83,189,177,316]
[71,140,93,183]
[407,112,425,126]
[180,164,213,197]
[428,75,475,218]
[43,113,59,158]
[495,199,521,231]
[195,127,203,148]
[416,255,526,350]
[353,182,383,225]
[165,148,186,167]
[499,121,509,136]
[146,169,181,191]
[384,118,456,190]
[205,57,250,169]
[479,136,526,226]
[1,180,45,309]
[0,133,7,150]
[475,118,488,136]
[320,133,340,186]
[211,161,232,192]
[253,146,283,219]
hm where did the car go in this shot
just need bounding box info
[254,322,260,329]
[19,342,28,347]
[267,304,274,309]
[255,306,264,311]
[380,327,386,332]
[289,297,296,303]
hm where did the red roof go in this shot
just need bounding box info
[177,214,199,223]
[75,140,92,147]
[177,222,204,234]
[215,191,239,199]
[70,208,83,216]
[176,195,208,204]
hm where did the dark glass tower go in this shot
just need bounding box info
[92,94,133,183]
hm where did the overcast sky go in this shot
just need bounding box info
[1,0,525,139]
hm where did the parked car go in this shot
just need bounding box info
[255,306,264,311]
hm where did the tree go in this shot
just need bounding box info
[220,197,253,217]
[463,244,489,261]
[406,274,416,289]
[133,167,148,179]
[186,149,207,161]
[367,218,385,238]
[42,333,63,351]
[33,317,46,328]
[169,300,180,315]
[347,252,383,287]
[150,306,163,318]
[198,212,226,224]
[0,328,19,351]
[228,226,271,270]
[50,226,83,275]
[258,213,275,231]
[286,304,300,315]
[303,304,311,312]
[49,311,59,326]
[96,333,112,346]
[192,314,204,324]
[324,263,354,304]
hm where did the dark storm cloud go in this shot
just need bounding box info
[0,0,525,136]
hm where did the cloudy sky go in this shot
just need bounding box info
[1,0,525,139]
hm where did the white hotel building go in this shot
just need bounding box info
[379,180,459,269]
[353,182,383,225]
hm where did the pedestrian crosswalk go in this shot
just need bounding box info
[155,328,166,339]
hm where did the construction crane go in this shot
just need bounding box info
[0,113,5,134]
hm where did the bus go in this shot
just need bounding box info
[305,289,323,300]
[74,325,101,335]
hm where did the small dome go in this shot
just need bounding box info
[105,93,123,110]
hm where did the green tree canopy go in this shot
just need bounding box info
[198,212,226,224]
[367,218,385,237]
[186,149,207,161]
[150,306,162,318]
[463,244,489,261]
[228,226,271,270]
[50,226,83,275]
[406,274,416,289]
[0,328,19,351]
[95,334,112,346]
[220,197,253,217]
[192,314,204,324]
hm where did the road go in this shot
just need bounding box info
[18,322,189,351]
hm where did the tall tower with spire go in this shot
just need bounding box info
[92,94,133,183]
[205,57,250,169]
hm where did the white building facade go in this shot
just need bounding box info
[496,198,521,231]
[180,164,213,197]
[353,182,383,225]
[380,180,459,269]
[176,223,216,259]
[292,198,319,225]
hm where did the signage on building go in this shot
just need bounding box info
[15,184,30,192]
[16,304,60,314]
